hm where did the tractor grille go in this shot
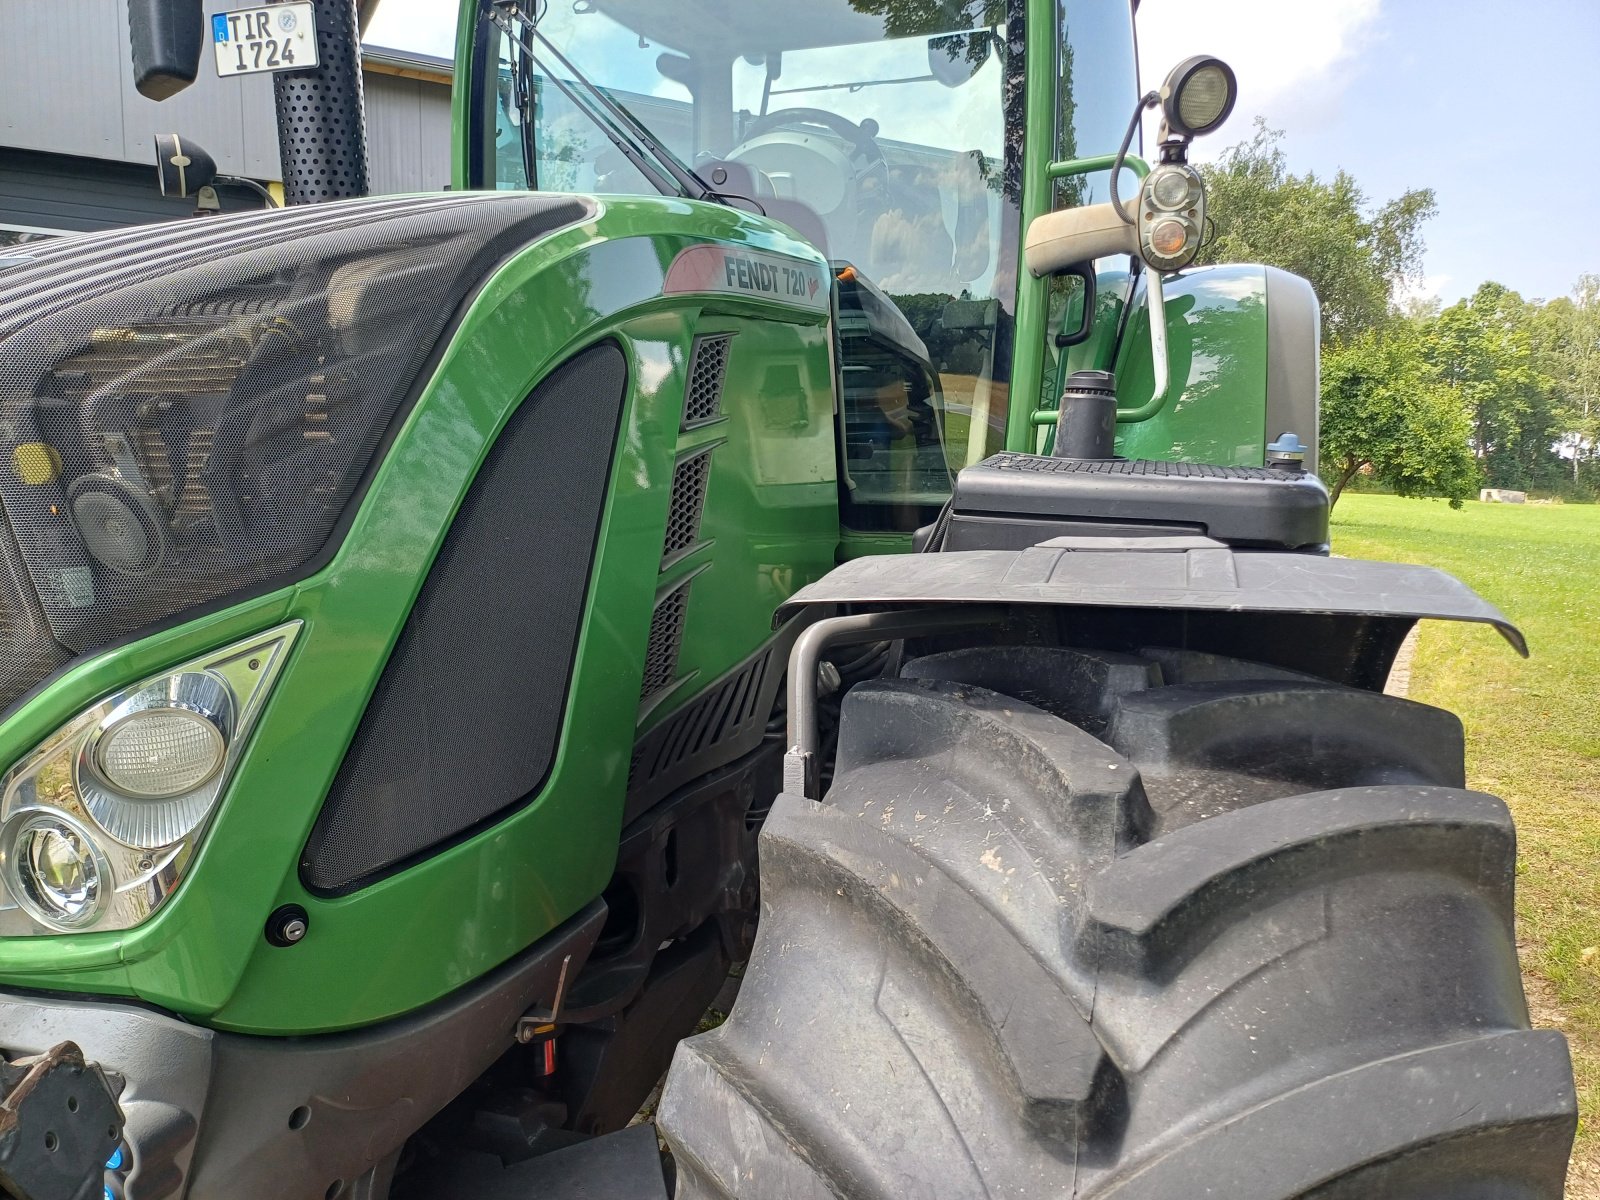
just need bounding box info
[641,582,691,701]
[683,334,732,427]
[0,193,592,710]
[663,451,713,563]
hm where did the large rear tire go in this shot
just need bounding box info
[657,645,1576,1198]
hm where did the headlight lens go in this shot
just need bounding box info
[0,622,298,935]
[1150,168,1195,210]
[1177,64,1234,132]
[97,704,227,801]
[4,811,107,929]
[1150,219,1190,258]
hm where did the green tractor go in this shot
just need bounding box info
[0,1,1578,1197]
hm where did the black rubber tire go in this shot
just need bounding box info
[656,645,1577,1198]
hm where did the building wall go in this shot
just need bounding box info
[1,0,285,181]
[0,147,263,238]
[0,0,453,235]
[364,73,453,195]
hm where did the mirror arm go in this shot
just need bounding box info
[217,176,281,208]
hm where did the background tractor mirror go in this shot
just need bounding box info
[155,134,217,199]
[129,0,204,100]
[1159,55,1238,140]
[928,32,992,88]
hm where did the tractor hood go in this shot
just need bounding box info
[0,192,592,710]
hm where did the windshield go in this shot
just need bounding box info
[475,1,1025,529]
[478,1,1018,296]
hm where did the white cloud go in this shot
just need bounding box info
[364,0,458,57]
[1395,271,1451,308]
[1135,0,1382,159]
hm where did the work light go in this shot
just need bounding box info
[1160,56,1238,139]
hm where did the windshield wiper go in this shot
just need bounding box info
[487,1,718,204]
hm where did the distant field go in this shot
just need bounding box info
[1334,495,1600,1194]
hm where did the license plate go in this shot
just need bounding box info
[212,3,318,77]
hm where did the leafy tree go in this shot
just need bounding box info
[1320,324,1479,508]
[1530,275,1600,488]
[1422,283,1549,487]
[1197,122,1437,346]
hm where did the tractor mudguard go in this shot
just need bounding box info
[773,537,1525,692]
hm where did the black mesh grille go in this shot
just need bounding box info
[0,193,592,710]
[982,453,1293,482]
[641,584,691,700]
[663,452,712,562]
[302,343,627,895]
[683,334,732,427]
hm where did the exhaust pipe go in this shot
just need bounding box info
[272,0,370,204]
[129,0,369,205]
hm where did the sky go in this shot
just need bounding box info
[368,0,1600,308]
[1136,0,1600,307]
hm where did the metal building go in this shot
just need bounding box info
[0,0,452,245]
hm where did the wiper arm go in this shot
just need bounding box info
[487,1,718,204]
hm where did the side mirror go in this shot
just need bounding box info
[155,133,217,199]
[928,32,991,88]
[129,0,204,100]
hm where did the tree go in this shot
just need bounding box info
[1197,122,1437,346]
[1320,324,1479,508]
[1530,275,1600,487]
[1422,283,1549,488]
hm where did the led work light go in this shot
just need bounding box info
[1159,56,1238,139]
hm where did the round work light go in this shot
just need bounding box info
[78,671,233,848]
[1160,56,1238,139]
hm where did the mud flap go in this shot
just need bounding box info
[0,1042,124,1200]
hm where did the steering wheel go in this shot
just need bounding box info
[739,108,886,167]
[731,108,890,252]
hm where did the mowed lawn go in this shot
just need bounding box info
[1334,495,1600,1192]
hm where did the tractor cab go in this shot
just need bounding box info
[466,0,1138,533]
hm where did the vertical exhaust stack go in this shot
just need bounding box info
[274,0,370,203]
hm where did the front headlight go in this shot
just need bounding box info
[0,622,297,935]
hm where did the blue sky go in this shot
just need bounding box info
[369,0,1599,306]
[1137,0,1600,307]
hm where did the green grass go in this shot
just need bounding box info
[1334,495,1600,1191]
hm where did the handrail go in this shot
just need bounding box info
[1046,153,1149,181]
[1017,155,1158,448]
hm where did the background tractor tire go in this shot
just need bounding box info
[656,645,1577,1199]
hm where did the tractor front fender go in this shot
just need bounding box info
[777,538,1524,693]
